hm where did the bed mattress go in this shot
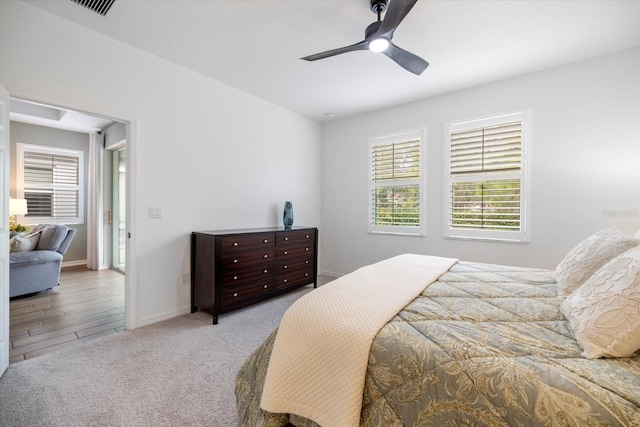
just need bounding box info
[235,261,640,426]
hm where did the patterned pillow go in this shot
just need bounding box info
[555,228,639,297]
[561,246,640,358]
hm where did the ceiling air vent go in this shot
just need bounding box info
[70,0,116,16]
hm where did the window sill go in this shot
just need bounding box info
[368,230,426,237]
[444,235,530,244]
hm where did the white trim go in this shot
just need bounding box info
[136,306,191,329]
[368,128,427,237]
[1,84,11,376]
[124,119,137,330]
[319,270,343,279]
[61,259,88,267]
[443,108,531,243]
[449,111,525,132]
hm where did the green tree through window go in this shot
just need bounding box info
[370,131,424,235]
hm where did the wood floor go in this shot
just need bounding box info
[9,266,125,364]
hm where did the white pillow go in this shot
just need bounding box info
[555,228,639,297]
[561,246,640,359]
[9,232,41,253]
[634,229,640,240]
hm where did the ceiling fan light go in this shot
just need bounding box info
[368,38,389,52]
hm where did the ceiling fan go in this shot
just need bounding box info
[301,0,429,75]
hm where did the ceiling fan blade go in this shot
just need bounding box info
[301,40,369,61]
[377,0,418,38]
[382,42,429,75]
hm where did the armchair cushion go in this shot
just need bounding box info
[9,231,41,253]
[32,224,69,252]
[10,250,63,266]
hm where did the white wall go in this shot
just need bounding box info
[0,1,322,326]
[321,47,640,275]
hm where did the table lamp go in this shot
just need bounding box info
[9,198,28,231]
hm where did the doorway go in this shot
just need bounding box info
[5,96,134,363]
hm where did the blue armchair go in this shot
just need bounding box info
[9,224,77,298]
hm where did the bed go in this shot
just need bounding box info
[235,229,640,427]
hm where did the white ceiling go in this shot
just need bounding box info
[10,98,118,133]
[22,0,640,123]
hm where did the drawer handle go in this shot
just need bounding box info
[233,275,238,280]
[263,269,268,273]
[263,284,268,289]
[305,247,309,251]
[284,265,288,269]
[283,279,288,283]
[305,273,309,277]
[233,259,238,263]
[306,235,310,238]
[233,242,238,247]
[233,292,238,297]
[284,237,289,241]
[263,239,268,243]
[263,254,268,258]
[283,251,288,255]
[305,260,309,264]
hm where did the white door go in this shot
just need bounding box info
[0,85,10,376]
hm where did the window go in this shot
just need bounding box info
[444,111,529,242]
[369,129,425,235]
[17,143,84,225]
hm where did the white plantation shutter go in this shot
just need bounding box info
[450,122,522,175]
[445,112,528,242]
[18,144,84,224]
[449,179,521,231]
[369,130,425,235]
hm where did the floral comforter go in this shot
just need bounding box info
[235,261,640,426]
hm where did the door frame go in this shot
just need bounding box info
[110,145,126,274]
[4,86,138,331]
[1,85,10,376]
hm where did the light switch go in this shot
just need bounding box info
[149,206,162,218]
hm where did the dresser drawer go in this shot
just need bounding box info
[221,248,275,268]
[221,264,275,286]
[276,230,315,247]
[220,232,275,253]
[276,255,314,274]
[220,280,275,310]
[278,244,314,260]
[276,266,314,290]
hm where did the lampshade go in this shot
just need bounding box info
[9,198,28,216]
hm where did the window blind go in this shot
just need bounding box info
[371,139,421,181]
[371,138,421,228]
[23,151,80,219]
[448,119,524,233]
[450,121,522,175]
[450,179,521,231]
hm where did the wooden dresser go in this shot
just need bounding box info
[191,226,318,324]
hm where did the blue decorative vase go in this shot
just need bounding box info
[283,201,294,229]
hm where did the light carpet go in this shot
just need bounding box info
[0,281,327,427]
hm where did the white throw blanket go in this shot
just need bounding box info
[260,254,458,427]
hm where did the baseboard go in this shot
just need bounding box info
[62,259,88,267]
[135,306,192,329]
[319,270,342,279]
